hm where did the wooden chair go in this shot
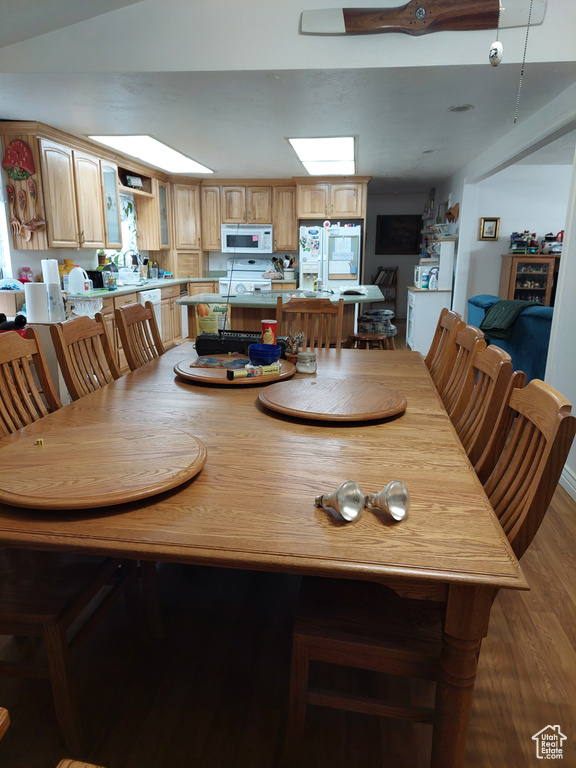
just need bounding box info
[114,300,165,371]
[283,379,576,765]
[437,325,486,415]
[50,316,121,401]
[424,308,464,391]
[276,296,344,350]
[0,707,106,767]
[0,551,139,754]
[0,328,62,437]
[449,345,515,466]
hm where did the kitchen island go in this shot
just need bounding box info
[178,285,383,338]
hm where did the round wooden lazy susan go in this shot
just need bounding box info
[0,425,207,510]
[174,356,296,386]
[258,377,407,421]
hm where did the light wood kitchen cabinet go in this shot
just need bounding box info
[160,284,182,345]
[221,186,246,224]
[246,186,272,223]
[173,251,208,278]
[100,160,122,249]
[296,180,366,219]
[221,185,272,224]
[201,186,221,251]
[173,183,201,250]
[273,186,298,251]
[188,281,218,296]
[134,178,172,251]
[40,139,106,249]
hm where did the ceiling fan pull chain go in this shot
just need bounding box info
[514,0,534,124]
[489,1,503,66]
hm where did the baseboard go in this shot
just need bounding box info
[560,466,576,501]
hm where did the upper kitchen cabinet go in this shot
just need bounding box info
[172,183,201,250]
[221,184,272,224]
[246,186,272,223]
[221,186,246,223]
[295,179,369,219]
[273,186,298,251]
[100,160,122,249]
[40,139,106,249]
[201,185,222,251]
[134,178,173,251]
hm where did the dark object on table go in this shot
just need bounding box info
[0,313,26,331]
[195,330,287,358]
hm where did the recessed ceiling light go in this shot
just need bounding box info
[288,136,356,175]
[448,104,475,113]
[88,135,213,174]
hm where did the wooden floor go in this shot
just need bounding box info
[0,482,574,768]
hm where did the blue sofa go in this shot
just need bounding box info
[467,295,553,383]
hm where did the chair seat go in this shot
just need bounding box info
[347,333,396,350]
[294,577,443,674]
[0,549,124,622]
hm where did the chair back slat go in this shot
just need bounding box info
[439,325,486,414]
[452,345,513,465]
[425,309,463,390]
[50,316,121,401]
[114,301,165,371]
[276,297,344,350]
[0,329,62,436]
[481,379,576,559]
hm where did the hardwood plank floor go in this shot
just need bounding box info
[1,475,574,767]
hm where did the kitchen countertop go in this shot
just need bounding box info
[177,285,382,307]
[66,277,190,299]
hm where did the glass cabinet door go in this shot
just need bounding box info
[101,162,122,248]
[158,183,170,249]
[513,258,554,304]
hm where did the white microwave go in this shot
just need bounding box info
[221,224,273,254]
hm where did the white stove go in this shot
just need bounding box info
[218,257,274,295]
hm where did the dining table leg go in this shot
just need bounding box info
[431,584,498,768]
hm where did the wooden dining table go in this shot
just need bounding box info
[0,343,527,768]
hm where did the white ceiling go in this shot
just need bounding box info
[1,1,575,194]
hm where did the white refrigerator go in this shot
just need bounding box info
[299,224,362,291]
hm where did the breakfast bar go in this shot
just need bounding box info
[178,284,383,337]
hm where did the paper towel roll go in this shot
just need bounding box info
[41,259,60,285]
[24,283,50,323]
[46,283,66,322]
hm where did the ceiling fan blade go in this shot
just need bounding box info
[300,0,547,35]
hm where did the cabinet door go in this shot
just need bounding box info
[510,257,555,306]
[188,281,217,295]
[246,186,272,223]
[158,182,171,249]
[101,161,122,249]
[330,183,363,217]
[160,298,173,344]
[171,297,182,341]
[40,139,80,248]
[73,150,106,249]
[273,186,297,251]
[221,186,246,223]
[201,186,222,250]
[296,184,329,218]
[173,184,201,250]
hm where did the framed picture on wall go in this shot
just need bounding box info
[375,215,422,255]
[479,217,500,240]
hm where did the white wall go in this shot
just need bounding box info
[461,164,572,303]
[365,192,427,318]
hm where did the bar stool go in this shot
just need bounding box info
[347,332,395,350]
